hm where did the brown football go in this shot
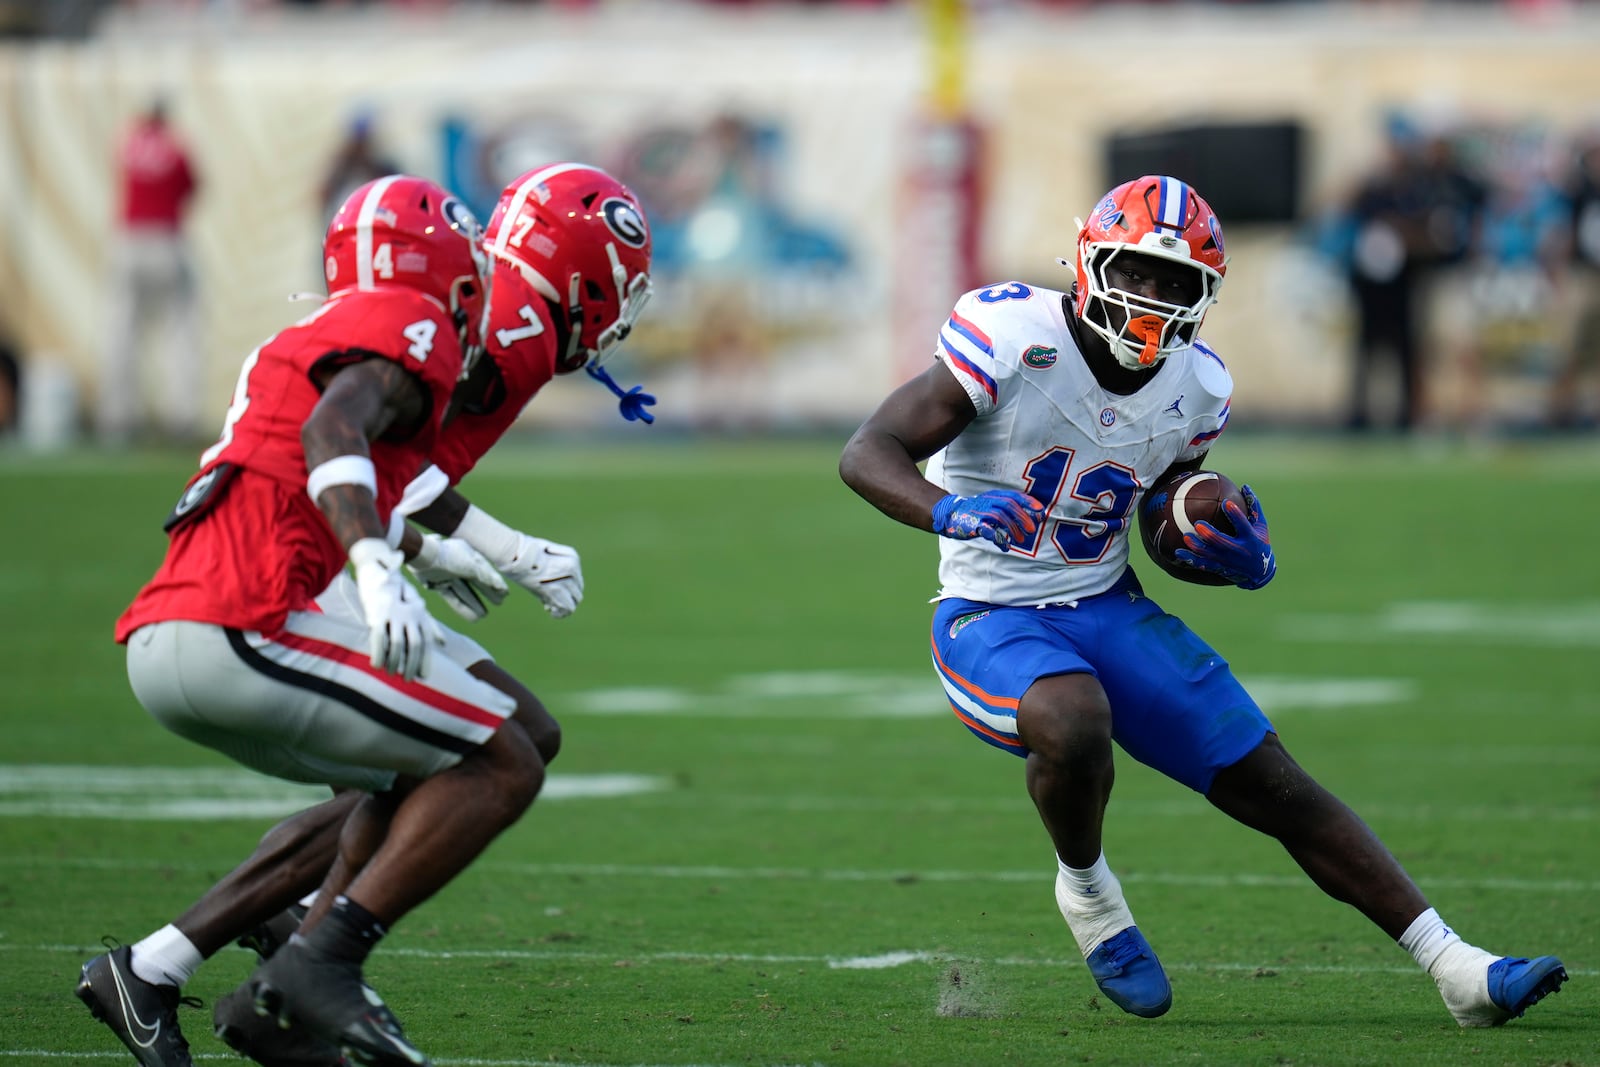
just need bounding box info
[1138,469,1246,586]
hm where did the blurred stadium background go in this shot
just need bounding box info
[3,0,1600,443]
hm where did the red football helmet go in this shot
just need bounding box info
[483,162,652,372]
[323,174,491,372]
[1065,175,1228,370]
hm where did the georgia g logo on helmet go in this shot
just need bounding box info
[601,197,648,249]
[441,196,483,242]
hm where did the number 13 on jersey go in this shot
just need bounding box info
[1011,446,1140,563]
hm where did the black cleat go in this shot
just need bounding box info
[75,941,201,1067]
[249,938,429,1067]
[214,982,346,1067]
[237,905,309,962]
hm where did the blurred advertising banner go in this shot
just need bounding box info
[5,6,1600,432]
[893,114,986,384]
[442,109,885,432]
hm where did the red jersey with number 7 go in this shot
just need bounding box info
[115,289,463,641]
[430,263,560,483]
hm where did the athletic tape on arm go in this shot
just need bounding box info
[395,464,451,518]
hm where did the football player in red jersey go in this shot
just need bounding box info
[77,174,536,1067]
[77,166,656,1067]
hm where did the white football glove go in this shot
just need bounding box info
[455,505,585,619]
[348,537,443,680]
[405,533,510,622]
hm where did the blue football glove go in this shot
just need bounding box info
[931,490,1047,553]
[1174,483,1276,590]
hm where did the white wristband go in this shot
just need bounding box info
[307,455,377,503]
[453,504,522,567]
[410,531,441,568]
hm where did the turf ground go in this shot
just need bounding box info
[0,435,1596,1067]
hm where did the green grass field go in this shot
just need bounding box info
[1,435,1596,1067]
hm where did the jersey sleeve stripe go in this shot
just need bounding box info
[947,311,993,351]
[1188,400,1230,447]
[939,339,998,403]
[1192,339,1227,369]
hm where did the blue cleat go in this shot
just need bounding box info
[1085,927,1172,1018]
[1485,956,1567,1024]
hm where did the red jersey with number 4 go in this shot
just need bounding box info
[431,264,560,483]
[115,289,463,641]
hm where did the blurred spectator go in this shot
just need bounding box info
[0,335,18,436]
[1548,134,1600,429]
[319,112,401,228]
[99,97,201,445]
[1341,118,1432,433]
[1411,130,1489,431]
[1452,155,1570,432]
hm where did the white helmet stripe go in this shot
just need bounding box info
[489,161,592,259]
[355,174,400,291]
[1157,176,1188,231]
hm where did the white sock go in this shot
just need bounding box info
[1054,852,1135,957]
[1399,908,1461,975]
[1056,852,1121,900]
[130,924,205,987]
[1400,909,1505,1027]
[298,890,320,910]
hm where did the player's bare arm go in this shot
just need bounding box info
[839,362,977,532]
[409,485,471,536]
[303,357,428,548]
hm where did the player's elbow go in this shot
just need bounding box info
[838,430,872,496]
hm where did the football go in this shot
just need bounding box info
[1138,469,1246,586]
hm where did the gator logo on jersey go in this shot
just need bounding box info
[1021,344,1058,369]
[948,610,991,639]
[1100,407,1117,427]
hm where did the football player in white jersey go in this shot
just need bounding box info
[840,175,1566,1026]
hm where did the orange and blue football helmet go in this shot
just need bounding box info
[1064,175,1228,370]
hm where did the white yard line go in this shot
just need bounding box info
[0,767,665,820]
[2,855,1594,892]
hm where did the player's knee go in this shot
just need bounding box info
[477,663,562,765]
[511,696,561,765]
[1017,673,1113,763]
[528,716,561,765]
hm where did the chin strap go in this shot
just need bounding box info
[586,363,657,425]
